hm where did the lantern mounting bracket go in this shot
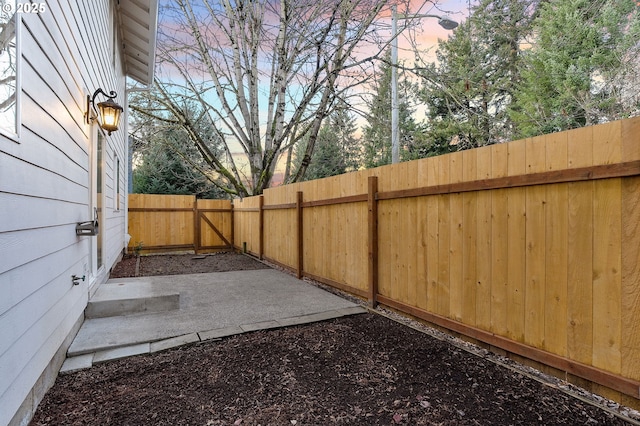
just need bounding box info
[85,88,123,135]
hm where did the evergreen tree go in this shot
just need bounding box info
[131,102,228,199]
[294,103,360,181]
[361,50,422,168]
[418,0,539,151]
[510,0,640,136]
[132,134,226,199]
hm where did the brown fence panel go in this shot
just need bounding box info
[128,194,195,253]
[262,182,301,271]
[233,196,263,257]
[298,173,370,296]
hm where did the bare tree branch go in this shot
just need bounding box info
[132,0,399,195]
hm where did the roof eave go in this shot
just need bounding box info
[118,0,158,86]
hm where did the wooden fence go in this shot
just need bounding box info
[127,194,233,254]
[233,117,640,407]
[126,118,640,407]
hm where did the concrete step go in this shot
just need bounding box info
[86,280,180,318]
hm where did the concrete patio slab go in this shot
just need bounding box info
[66,268,365,369]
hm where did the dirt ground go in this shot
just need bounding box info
[31,253,639,425]
[110,252,270,278]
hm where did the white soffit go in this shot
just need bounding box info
[117,0,158,86]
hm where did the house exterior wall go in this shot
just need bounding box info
[0,2,129,424]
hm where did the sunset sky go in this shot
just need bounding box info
[396,0,470,61]
[153,0,474,185]
[261,0,473,184]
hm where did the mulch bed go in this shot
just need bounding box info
[110,252,269,278]
[30,253,639,425]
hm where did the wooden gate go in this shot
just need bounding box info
[127,194,233,254]
[195,199,234,253]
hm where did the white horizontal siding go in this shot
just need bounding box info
[0,192,86,233]
[0,255,86,358]
[0,292,86,426]
[21,19,87,139]
[0,0,132,423]
[0,152,87,205]
[0,224,82,275]
[77,1,118,96]
[0,240,87,316]
[4,112,87,185]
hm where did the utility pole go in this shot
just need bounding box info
[390,10,458,164]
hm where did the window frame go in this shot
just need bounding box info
[113,153,121,211]
[0,0,21,142]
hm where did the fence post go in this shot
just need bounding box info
[193,198,200,254]
[230,201,235,251]
[368,176,379,308]
[296,191,304,279]
[259,195,264,260]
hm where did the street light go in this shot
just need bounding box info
[391,6,458,164]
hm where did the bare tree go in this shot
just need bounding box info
[133,0,397,196]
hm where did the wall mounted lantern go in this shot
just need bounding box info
[86,88,123,135]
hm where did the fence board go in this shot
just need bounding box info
[593,120,621,165]
[233,196,262,256]
[462,149,478,326]
[349,203,368,293]
[566,125,594,364]
[437,194,451,318]
[449,152,464,323]
[404,162,418,306]
[490,143,508,335]
[525,184,546,348]
[567,180,594,365]
[545,183,568,356]
[507,139,527,342]
[425,158,439,314]
[395,163,408,304]
[436,154,451,317]
[568,126,593,168]
[622,177,640,382]
[592,179,622,374]
[309,204,322,281]
[622,117,640,161]
[544,132,569,356]
[377,201,395,300]
[415,194,428,310]
[524,137,547,348]
[476,146,492,331]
